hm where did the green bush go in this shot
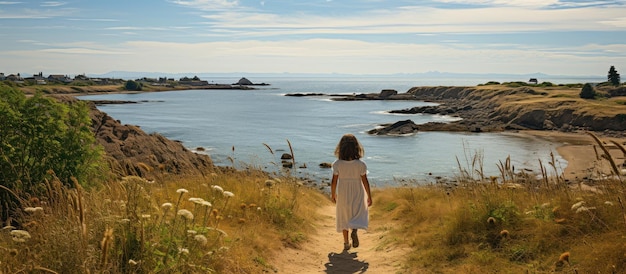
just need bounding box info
[579,83,596,99]
[0,84,104,220]
[125,80,142,91]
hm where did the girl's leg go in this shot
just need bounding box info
[342,229,350,250]
[351,229,359,247]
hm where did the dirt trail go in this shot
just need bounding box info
[270,204,408,273]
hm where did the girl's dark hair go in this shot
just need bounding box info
[334,134,364,160]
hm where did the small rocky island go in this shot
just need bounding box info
[233,77,270,86]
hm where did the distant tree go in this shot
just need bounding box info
[125,80,142,91]
[608,66,621,86]
[192,76,200,81]
[579,83,596,99]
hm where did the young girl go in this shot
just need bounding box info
[330,134,373,251]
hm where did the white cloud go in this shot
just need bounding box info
[40,48,127,55]
[41,1,67,7]
[433,0,560,7]
[169,0,240,10]
[192,5,626,39]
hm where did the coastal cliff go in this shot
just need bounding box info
[370,85,626,135]
[52,95,215,178]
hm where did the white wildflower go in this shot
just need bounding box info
[141,214,151,219]
[2,225,16,231]
[178,247,189,255]
[128,259,138,265]
[24,207,37,213]
[187,230,197,235]
[189,197,205,204]
[120,218,131,224]
[223,191,234,198]
[571,201,585,211]
[605,201,614,206]
[194,234,208,245]
[202,201,212,207]
[177,209,194,220]
[34,207,44,212]
[212,185,224,193]
[540,203,550,208]
[161,203,173,210]
[176,188,189,194]
[10,230,31,242]
[257,207,262,211]
[576,206,596,213]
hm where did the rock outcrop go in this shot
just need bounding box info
[90,104,214,177]
[368,120,420,135]
[388,86,626,135]
[233,77,270,86]
[52,95,215,178]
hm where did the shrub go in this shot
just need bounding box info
[0,84,104,220]
[125,80,142,91]
[579,83,595,99]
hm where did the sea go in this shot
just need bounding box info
[77,76,603,187]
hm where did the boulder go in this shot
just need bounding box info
[368,119,419,136]
[319,162,332,168]
[379,89,398,99]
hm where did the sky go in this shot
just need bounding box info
[1,0,625,77]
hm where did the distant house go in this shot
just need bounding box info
[0,73,5,81]
[179,80,209,86]
[528,78,538,84]
[74,74,90,81]
[48,74,72,83]
[33,72,47,84]
[7,74,23,82]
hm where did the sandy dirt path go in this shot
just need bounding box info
[270,204,408,273]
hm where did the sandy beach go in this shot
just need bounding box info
[518,130,626,182]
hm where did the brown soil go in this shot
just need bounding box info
[270,204,409,273]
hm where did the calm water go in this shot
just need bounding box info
[78,77,585,186]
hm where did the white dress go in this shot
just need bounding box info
[333,159,369,232]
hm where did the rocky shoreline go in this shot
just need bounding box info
[51,95,217,180]
[287,85,626,138]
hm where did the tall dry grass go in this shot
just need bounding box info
[0,159,326,273]
[371,132,626,273]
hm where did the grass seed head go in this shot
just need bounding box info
[500,230,509,238]
[559,252,570,264]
